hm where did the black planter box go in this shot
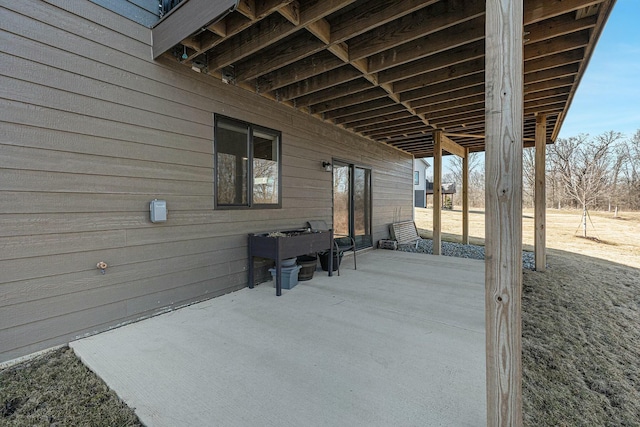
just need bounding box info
[248,230,334,295]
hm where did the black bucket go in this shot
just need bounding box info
[319,251,342,272]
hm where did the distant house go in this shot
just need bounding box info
[426,182,457,209]
[413,158,431,208]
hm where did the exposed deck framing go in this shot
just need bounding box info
[152,0,614,158]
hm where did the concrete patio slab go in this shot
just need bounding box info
[71,251,486,426]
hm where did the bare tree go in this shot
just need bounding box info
[522,147,536,208]
[446,152,482,207]
[619,130,640,210]
[468,169,486,208]
[609,144,626,215]
[548,131,622,237]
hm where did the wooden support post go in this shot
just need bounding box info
[535,114,547,271]
[462,147,470,245]
[433,131,442,255]
[485,0,524,425]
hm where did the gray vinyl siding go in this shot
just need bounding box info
[0,0,414,362]
[89,0,160,27]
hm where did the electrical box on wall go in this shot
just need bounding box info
[150,199,167,223]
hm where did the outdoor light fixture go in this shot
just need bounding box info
[322,161,332,172]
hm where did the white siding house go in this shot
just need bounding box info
[414,158,430,208]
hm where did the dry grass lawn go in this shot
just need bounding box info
[414,207,640,269]
[416,207,640,426]
[0,347,141,426]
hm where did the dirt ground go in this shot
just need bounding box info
[416,207,640,425]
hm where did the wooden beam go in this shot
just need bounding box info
[411,53,580,113]
[306,18,331,44]
[424,15,575,78]
[298,0,358,24]
[432,130,443,256]
[525,75,574,93]
[278,0,300,25]
[411,68,575,117]
[334,104,405,125]
[525,0,604,25]
[256,51,344,93]
[353,116,422,133]
[231,0,358,80]
[525,87,572,102]
[330,0,438,43]
[367,16,485,73]
[411,84,484,110]
[400,73,484,103]
[405,56,578,107]
[524,48,584,74]
[194,0,353,62]
[524,95,569,110]
[424,101,485,121]
[433,115,484,130]
[462,147,470,245]
[440,134,466,158]
[446,123,486,135]
[207,19,227,37]
[345,111,413,129]
[364,123,428,139]
[393,57,485,94]
[151,0,237,58]
[378,40,485,85]
[525,63,580,84]
[535,114,547,272]
[310,87,388,114]
[207,14,296,71]
[194,14,255,60]
[525,13,597,45]
[236,0,256,19]
[524,30,590,61]
[350,0,484,61]
[295,79,373,107]
[234,33,325,81]
[323,97,396,120]
[444,133,485,139]
[256,0,296,19]
[485,1,523,426]
[275,65,361,101]
[415,95,483,116]
[443,113,485,126]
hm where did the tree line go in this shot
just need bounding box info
[436,129,640,213]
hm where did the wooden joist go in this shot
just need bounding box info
[151,0,615,158]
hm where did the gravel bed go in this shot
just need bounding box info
[398,239,536,270]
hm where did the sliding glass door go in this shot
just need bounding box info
[333,161,372,249]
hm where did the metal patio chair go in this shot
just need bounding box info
[307,220,357,276]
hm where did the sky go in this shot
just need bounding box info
[557,0,640,139]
